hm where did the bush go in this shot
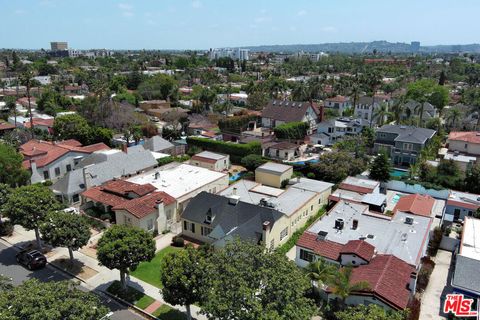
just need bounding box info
[280,179,289,189]
[241,154,267,171]
[273,122,309,140]
[171,236,185,247]
[157,155,190,166]
[187,137,261,163]
[218,114,258,134]
[417,257,435,292]
[427,226,443,256]
[81,215,106,231]
[306,172,315,179]
[0,221,14,236]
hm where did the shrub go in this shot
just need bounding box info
[0,221,14,236]
[281,179,289,189]
[187,137,261,163]
[157,155,190,166]
[241,154,267,171]
[172,236,185,247]
[427,226,443,256]
[218,114,258,134]
[306,172,315,179]
[273,122,309,140]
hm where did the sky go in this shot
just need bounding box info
[1,0,479,50]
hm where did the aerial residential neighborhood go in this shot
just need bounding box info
[1,1,480,320]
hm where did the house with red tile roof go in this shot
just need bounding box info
[447,131,480,157]
[81,179,176,233]
[393,194,435,218]
[20,139,110,184]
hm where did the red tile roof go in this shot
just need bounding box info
[326,95,349,103]
[446,199,479,211]
[393,194,435,217]
[23,118,54,128]
[100,180,156,197]
[349,254,414,310]
[448,131,480,144]
[82,185,129,208]
[0,122,15,131]
[20,140,110,169]
[340,240,375,262]
[113,192,176,219]
[338,184,374,194]
[297,232,344,261]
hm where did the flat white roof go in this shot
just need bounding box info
[342,176,379,189]
[127,162,227,199]
[289,177,334,193]
[193,151,227,161]
[308,200,431,266]
[444,152,477,163]
[250,185,285,197]
[459,217,480,260]
[256,162,292,174]
[449,190,480,205]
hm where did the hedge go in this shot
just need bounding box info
[273,121,309,140]
[186,137,261,163]
[157,155,190,166]
[218,114,258,134]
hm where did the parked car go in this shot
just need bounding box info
[16,249,47,270]
[63,207,79,214]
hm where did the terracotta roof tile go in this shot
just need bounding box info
[113,191,176,219]
[393,194,435,217]
[448,131,480,144]
[349,254,414,310]
[296,232,343,261]
[340,240,375,262]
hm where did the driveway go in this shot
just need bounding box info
[420,250,453,320]
[0,240,145,320]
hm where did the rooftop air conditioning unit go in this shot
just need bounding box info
[405,217,414,225]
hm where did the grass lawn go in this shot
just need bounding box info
[106,281,154,309]
[152,305,187,320]
[130,246,182,288]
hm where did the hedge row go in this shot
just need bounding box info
[186,137,261,163]
[218,114,258,134]
[273,121,309,140]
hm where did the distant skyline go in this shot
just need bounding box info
[1,0,479,50]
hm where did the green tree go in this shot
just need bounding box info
[97,225,155,290]
[200,240,316,320]
[465,163,480,194]
[40,211,91,262]
[369,150,392,182]
[247,90,269,110]
[406,79,449,124]
[371,102,392,127]
[309,152,368,184]
[137,74,178,101]
[161,246,206,320]
[335,304,408,320]
[0,279,109,320]
[241,154,267,171]
[4,96,17,127]
[3,184,61,249]
[306,258,336,290]
[0,274,13,291]
[329,267,370,307]
[445,107,462,129]
[53,114,91,143]
[0,143,30,187]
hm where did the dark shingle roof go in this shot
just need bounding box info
[261,99,318,123]
[182,192,284,245]
[452,255,480,295]
[377,125,436,144]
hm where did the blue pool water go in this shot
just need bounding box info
[390,169,408,178]
[392,194,402,205]
[229,172,245,182]
[289,159,320,166]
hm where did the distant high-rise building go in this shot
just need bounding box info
[410,41,420,52]
[50,42,68,51]
[209,48,249,61]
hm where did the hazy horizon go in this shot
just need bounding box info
[1,0,479,50]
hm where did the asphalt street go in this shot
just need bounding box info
[0,240,146,320]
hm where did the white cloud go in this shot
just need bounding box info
[297,9,307,16]
[320,26,337,32]
[192,0,202,9]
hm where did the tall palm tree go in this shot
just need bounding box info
[414,102,427,127]
[329,267,370,307]
[306,259,336,290]
[19,69,35,139]
[445,107,462,130]
[371,102,392,127]
[390,95,406,124]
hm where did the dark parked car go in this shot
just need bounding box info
[16,250,47,270]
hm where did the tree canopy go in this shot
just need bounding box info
[137,74,178,101]
[369,150,392,182]
[0,279,109,320]
[335,304,408,320]
[308,152,368,184]
[0,143,30,187]
[97,225,155,290]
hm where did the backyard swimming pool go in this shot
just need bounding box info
[391,193,403,205]
[390,169,408,178]
[229,172,245,182]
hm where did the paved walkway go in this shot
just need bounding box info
[419,250,453,320]
[3,225,207,320]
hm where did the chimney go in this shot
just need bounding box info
[30,159,37,173]
[233,187,237,196]
[122,143,128,154]
[409,272,417,293]
[296,176,301,183]
[352,219,358,230]
[262,220,271,231]
[82,164,95,189]
[155,172,160,180]
[156,199,167,232]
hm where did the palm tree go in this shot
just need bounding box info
[390,95,406,124]
[371,102,392,127]
[306,259,336,290]
[19,69,35,139]
[446,107,462,130]
[329,267,370,308]
[414,102,427,127]
[5,97,17,128]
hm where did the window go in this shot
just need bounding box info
[280,227,288,241]
[465,143,468,149]
[43,170,50,180]
[300,249,314,262]
[55,167,61,177]
[201,226,212,236]
[190,223,195,233]
[66,164,72,172]
[183,221,188,230]
[72,194,80,203]
[147,219,154,231]
[311,205,314,211]
[403,143,413,151]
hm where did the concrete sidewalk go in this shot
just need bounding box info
[2,225,207,320]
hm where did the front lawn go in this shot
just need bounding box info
[131,246,182,288]
[153,305,187,320]
[106,281,154,309]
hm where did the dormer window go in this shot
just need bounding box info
[205,209,215,224]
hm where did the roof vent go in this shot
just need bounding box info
[405,217,414,225]
[401,233,408,241]
[367,234,375,239]
[228,195,241,205]
[335,218,344,230]
[317,231,328,241]
[352,219,359,230]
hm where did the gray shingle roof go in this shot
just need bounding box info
[377,125,436,144]
[452,255,480,295]
[143,136,174,153]
[182,192,284,246]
